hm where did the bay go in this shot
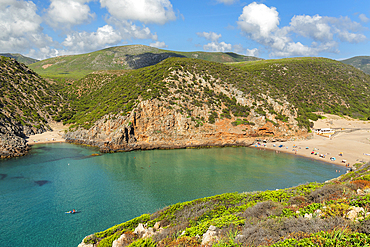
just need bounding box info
[0,143,347,247]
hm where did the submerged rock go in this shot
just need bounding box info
[34,180,50,186]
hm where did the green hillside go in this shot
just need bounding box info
[230,57,370,125]
[54,57,290,129]
[28,45,261,81]
[0,53,39,65]
[0,56,63,133]
[341,56,370,75]
[55,57,370,131]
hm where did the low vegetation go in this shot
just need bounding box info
[341,56,370,75]
[83,163,370,246]
[0,56,63,132]
[231,57,370,126]
[55,56,370,131]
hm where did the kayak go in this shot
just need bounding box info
[65,210,78,214]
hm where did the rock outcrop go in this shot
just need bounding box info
[65,98,307,153]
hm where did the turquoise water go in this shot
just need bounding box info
[0,143,347,247]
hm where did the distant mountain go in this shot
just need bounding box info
[0,53,39,65]
[28,45,261,80]
[340,56,370,74]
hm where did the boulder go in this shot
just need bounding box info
[201,225,220,246]
[346,206,365,220]
[133,223,162,239]
[112,233,128,247]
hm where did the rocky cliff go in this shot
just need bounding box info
[0,56,63,158]
[64,97,307,153]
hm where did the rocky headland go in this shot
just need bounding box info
[64,96,305,153]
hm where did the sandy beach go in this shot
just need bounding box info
[26,114,370,168]
[26,122,69,145]
[254,114,370,168]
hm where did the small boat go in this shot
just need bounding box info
[65,209,77,214]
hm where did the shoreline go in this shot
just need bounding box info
[25,122,68,146]
[24,114,370,168]
[250,114,370,168]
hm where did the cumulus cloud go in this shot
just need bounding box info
[62,25,122,50]
[238,2,280,40]
[197,32,222,42]
[359,13,370,23]
[203,41,233,52]
[197,31,254,55]
[150,41,168,48]
[100,0,176,24]
[61,21,157,54]
[237,2,367,57]
[0,0,55,55]
[246,48,259,57]
[45,0,95,29]
[289,15,333,42]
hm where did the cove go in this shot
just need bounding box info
[0,143,347,247]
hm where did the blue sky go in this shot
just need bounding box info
[1,0,369,60]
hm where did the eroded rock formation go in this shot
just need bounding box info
[65,98,308,153]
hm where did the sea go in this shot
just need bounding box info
[0,143,347,247]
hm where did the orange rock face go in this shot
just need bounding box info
[65,99,308,153]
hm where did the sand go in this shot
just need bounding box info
[254,114,370,168]
[26,114,370,167]
[26,122,69,145]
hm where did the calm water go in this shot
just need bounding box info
[0,143,347,247]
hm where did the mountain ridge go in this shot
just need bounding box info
[0,53,39,65]
[28,45,261,80]
[341,56,370,75]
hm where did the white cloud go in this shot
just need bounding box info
[335,29,366,43]
[232,44,244,54]
[246,48,259,57]
[203,41,232,52]
[45,0,95,29]
[215,0,237,5]
[289,15,333,42]
[60,21,157,54]
[197,32,250,54]
[237,2,367,57]
[150,41,168,48]
[197,32,222,42]
[62,25,122,50]
[100,0,176,25]
[0,0,56,55]
[237,2,279,40]
[359,13,370,23]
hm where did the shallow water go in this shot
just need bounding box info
[0,143,347,246]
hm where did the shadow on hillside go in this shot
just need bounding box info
[125,52,185,69]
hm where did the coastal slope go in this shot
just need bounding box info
[60,57,370,154]
[61,57,306,153]
[2,53,370,158]
[0,56,63,158]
